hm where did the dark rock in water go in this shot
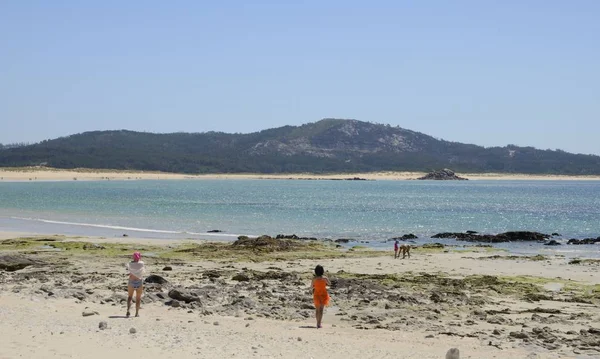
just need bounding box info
[432,231,550,243]
[544,240,561,246]
[276,234,300,240]
[551,233,561,236]
[276,234,318,241]
[466,230,478,234]
[122,234,128,237]
[334,238,352,243]
[391,234,418,241]
[417,169,468,181]
[345,177,367,181]
[567,237,600,245]
[501,231,551,241]
[207,230,223,233]
[0,255,39,272]
[162,266,173,271]
[144,274,169,285]
[168,289,201,303]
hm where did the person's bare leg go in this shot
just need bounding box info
[135,286,143,317]
[319,306,325,328]
[126,285,133,317]
[316,306,324,328]
[316,308,320,328]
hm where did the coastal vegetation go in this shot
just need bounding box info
[2,119,600,174]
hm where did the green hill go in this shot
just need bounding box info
[1,119,599,174]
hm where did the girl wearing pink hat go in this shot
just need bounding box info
[126,251,145,317]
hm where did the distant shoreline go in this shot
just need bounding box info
[1,167,600,181]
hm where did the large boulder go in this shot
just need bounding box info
[168,288,201,303]
[544,240,561,246]
[0,255,39,272]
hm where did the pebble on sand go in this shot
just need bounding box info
[129,328,137,334]
[82,310,98,317]
[445,348,460,359]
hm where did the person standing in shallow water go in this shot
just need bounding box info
[126,252,145,317]
[312,265,331,328]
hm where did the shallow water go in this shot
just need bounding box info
[0,179,599,257]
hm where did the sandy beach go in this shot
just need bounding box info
[1,167,600,182]
[1,232,599,358]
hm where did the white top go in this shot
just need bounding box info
[127,261,145,279]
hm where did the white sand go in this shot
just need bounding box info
[1,167,599,181]
[0,293,558,359]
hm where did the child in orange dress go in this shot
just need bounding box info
[312,264,331,328]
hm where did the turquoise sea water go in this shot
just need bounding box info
[0,179,599,257]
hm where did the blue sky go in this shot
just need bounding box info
[1,1,599,155]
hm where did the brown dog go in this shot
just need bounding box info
[398,244,411,259]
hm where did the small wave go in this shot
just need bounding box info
[8,216,243,237]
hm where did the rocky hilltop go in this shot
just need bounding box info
[1,119,600,174]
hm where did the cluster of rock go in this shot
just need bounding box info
[416,169,468,181]
[430,231,600,246]
[567,237,600,245]
[232,235,300,251]
[389,234,418,241]
[432,231,550,243]
[275,234,318,241]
